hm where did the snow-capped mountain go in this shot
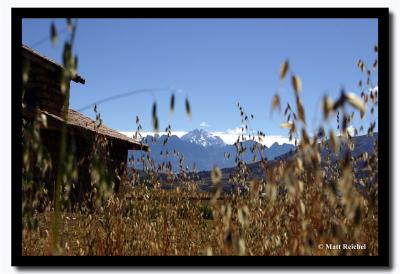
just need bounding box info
[128,129,295,171]
[181,129,225,147]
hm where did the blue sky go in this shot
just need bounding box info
[22,18,378,144]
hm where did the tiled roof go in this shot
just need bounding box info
[23,107,148,150]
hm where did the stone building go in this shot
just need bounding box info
[21,44,147,201]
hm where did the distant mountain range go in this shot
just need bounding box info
[275,132,378,161]
[194,132,379,193]
[128,132,378,194]
[128,129,295,171]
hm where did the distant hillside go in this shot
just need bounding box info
[275,132,378,161]
[194,133,378,193]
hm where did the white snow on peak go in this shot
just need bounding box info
[181,129,225,147]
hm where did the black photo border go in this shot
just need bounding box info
[12,7,390,267]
